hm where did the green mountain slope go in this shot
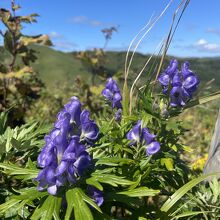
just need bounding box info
[1,45,220,91]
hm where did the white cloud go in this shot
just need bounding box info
[69,16,103,27]
[196,39,207,45]
[206,28,220,36]
[194,38,220,53]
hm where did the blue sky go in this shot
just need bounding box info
[1,0,220,57]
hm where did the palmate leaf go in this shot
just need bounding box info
[0,120,50,154]
[86,177,103,191]
[65,188,102,220]
[31,195,62,220]
[0,187,47,217]
[91,173,134,187]
[117,186,160,197]
[96,157,134,166]
[160,172,220,214]
[0,162,38,180]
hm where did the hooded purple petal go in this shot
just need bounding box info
[172,73,182,87]
[126,120,142,144]
[112,92,122,109]
[170,86,186,107]
[105,78,120,93]
[142,128,156,145]
[102,88,113,101]
[64,96,81,125]
[74,151,91,176]
[37,142,56,168]
[181,61,194,79]
[158,73,170,86]
[183,74,200,95]
[146,141,160,155]
[80,110,99,141]
[165,59,178,77]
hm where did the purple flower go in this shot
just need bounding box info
[64,97,81,125]
[102,78,122,110]
[36,97,99,195]
[142,128,156,145]
[115,108,122,122]
[158,59,178,93]
[37,141,56,168]
[126,120,142,144]
[35,163,58,195]
[181,62,200,97]
[88,186,104,206]
[126,120,160,156]
[146,141,161,156]
[56,137,91,180]
[105,78,120,93]
[158,60,200,107]
[80,110,99,141]
[165,59,178,77]
[172,73,182,87]
[181,61,193,79]
[112,92,122,109]
[170,86,186,107]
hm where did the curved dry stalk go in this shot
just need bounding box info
[124,14,154,81]
[123,15,154,114]
[125,1,173,78]
[129,40,164,114]
[123,0,174,115]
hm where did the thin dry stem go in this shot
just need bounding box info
[126,0,174,115]
[129,40,164,114]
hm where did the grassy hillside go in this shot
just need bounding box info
[1,45,220,92]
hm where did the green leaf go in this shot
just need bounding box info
[160,172,220,213]
[96,157,134,166]
[31,195,61,220]
[92,173,134,187]
[160,158,174,171]
[86,177,103,191]
[78,188,102,213]
[0,162,38,180]
[118,187,160,197]
[0,187,47,216]
[65,188,93,220]
[172,211,212,219]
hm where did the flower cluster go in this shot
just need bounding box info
[35,97,99,195]
[126,120,160,156]
[102,78,122,121]
[158,59,200,107]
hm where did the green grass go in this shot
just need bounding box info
[1,45,220,92]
